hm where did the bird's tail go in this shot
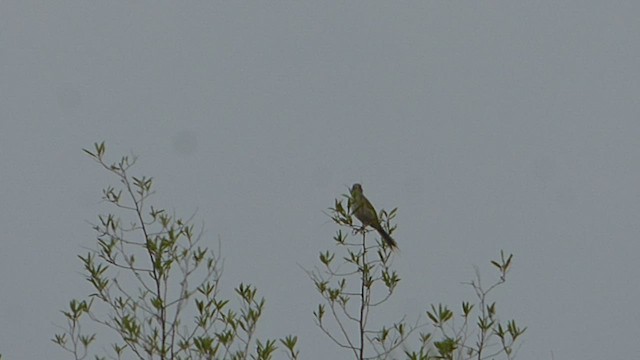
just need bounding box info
[372,224,398,250]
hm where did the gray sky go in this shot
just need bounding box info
[2,2,639,359]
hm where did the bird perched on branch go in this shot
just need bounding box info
[349,183,398,250]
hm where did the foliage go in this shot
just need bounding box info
[53,142,298,360]
[53,141,524,360]
[309,192,526,360]
[306,194,416,360]
[407,250,526,360]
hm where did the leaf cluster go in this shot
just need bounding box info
[312,194,526,360]
[54,142,298,360]
[307,195,413,360]
[407,251,526,360]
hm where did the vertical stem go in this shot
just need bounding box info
[476,283,486,360]
[121,171,167,359]
[359,232,367,360]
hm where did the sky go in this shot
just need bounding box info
[1,1,640,359]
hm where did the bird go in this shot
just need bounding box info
[349,183,398,250]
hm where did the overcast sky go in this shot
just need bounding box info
[2,2,640,359]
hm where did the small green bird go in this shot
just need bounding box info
[349,183,398,250]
